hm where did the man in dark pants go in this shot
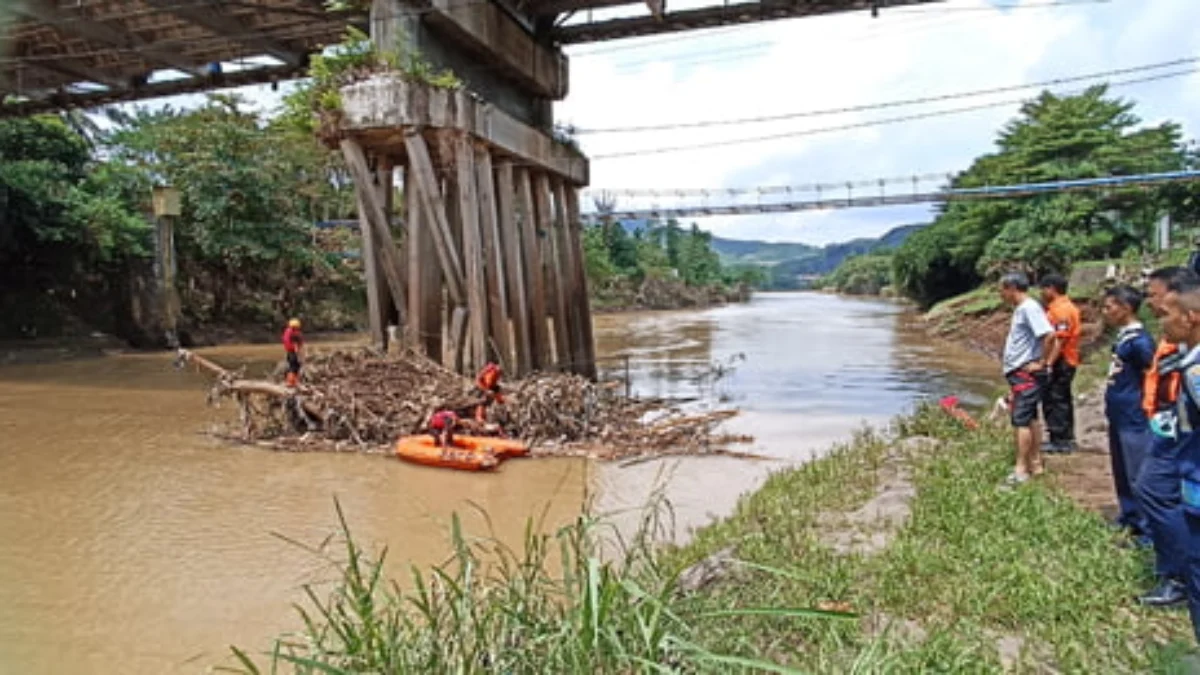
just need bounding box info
[1136,267,1198,607]
[1039,274,1081,453]
[1101,285,1155,538]
[1154,278,1200,641]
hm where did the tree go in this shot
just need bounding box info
[105,94,360,326]
[892,85,1187,308]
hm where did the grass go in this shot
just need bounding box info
[223,404,1196,673]
[927,287,1003,320]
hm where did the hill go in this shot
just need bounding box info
[712,223,927,288]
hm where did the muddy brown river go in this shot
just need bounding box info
[0,292,997,674]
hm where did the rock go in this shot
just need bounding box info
[676,546,738,593]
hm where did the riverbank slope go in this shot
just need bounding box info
[231,396,1193,673]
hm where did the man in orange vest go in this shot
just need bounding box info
[1136,266,1199,607]
[472,362,506,423]
[282,318,304,388]
[1038,273,1082,453]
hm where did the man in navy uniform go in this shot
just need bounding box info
[1155,275,1200,640]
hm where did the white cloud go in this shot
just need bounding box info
[562,0,1200,244]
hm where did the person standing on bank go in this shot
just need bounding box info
[1151,279,1200,640]
[999,272,1057,485]
[1101,285,1156,539]
[1136,266,1199,608]
[1039,273,1082,453]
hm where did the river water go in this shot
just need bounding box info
[0,292,998,674]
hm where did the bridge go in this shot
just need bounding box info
[579,170,1200,222]
[0,0,949,379]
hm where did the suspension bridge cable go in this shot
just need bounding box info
[578,170,1200,221]
[589,66,1199,160]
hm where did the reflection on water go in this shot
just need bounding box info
[590,293,997,539]
[0,292,998,674]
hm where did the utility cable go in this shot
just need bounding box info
[589,66,1198,160]
[576,56,1198,134]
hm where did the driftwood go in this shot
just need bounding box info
[178,347,753,460]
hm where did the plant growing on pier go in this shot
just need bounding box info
[282,26,463,144]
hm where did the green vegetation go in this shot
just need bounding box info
[713,224,925,290]
[893,85,1200,308]
[0,97,364,343]
[227,404,1194,672]
[583,216,766,309]
[816,252,895,295]
[280,26,461,142]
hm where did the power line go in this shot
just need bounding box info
[588,67,1199,160]
[576,56,1198,134]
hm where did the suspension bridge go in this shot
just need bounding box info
[577,170,1200,223]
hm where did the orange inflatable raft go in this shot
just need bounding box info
[394,435,530,472]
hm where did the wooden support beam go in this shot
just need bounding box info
[340,140,408,329]
[565,188,598,380]
[146,0,304,66]
[449,306,469,375]
[515,167,549,371]
[474,145,513,369]
[533,172,570,370]
[403,131,466,307]
[552,178,586,376]
[377,158,398,349]
[405,164,443,360]
[355,188,387,350]
[14,0,207,77]
[33,60,125,89]
[495,161,532,376]
[453,135,489,374]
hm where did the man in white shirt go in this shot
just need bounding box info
[999,272,1057,485]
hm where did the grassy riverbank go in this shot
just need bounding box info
[226,403,1194,673]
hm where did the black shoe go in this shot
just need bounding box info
[1139,578,1187,607]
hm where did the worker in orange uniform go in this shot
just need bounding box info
[282,318,304,388]
[1038,273,1081,453]
[428,409,460,449]
[472,362,506,423]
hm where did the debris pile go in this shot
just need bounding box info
[178,347,754,462]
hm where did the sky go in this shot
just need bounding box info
[113,0,1200,246]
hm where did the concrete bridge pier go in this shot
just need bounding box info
[337,0,595,379]
[340,78,595,379]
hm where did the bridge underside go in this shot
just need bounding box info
[1,0,940,116]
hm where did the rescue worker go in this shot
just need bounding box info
[998,272,1056,486]
[282,318,304,387]
[1039,273,1081,453]
[472,362,505,423]
[1152,276,1200,640]
[1101,285,1155,539]
[428,409,460,449]
[1136,267,1200,607]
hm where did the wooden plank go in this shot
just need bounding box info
[565,187,598,380]
[448,306,469,374]
[453,136,489,374]
[340,140,408,328]
[405,163,444,359]
[515,167,549,371]
[355,188,386,349]
[533,172,570,370]
[552,178,586,376]
[376,157,398,350]
[403,130,466,306]
[474,145,513,369]
[495,161,531,376]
